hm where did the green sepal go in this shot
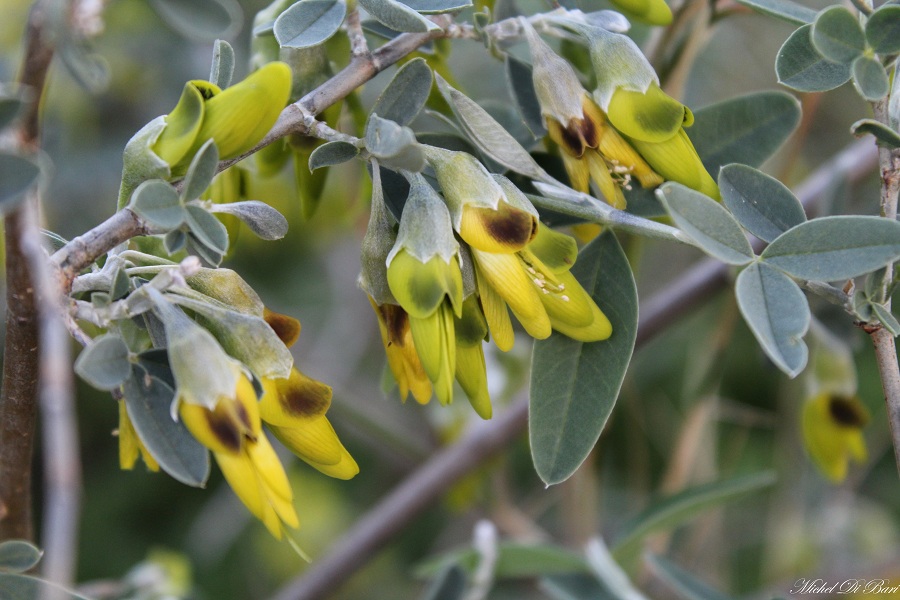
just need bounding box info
[118,117,172,209]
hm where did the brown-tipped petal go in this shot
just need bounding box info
[263,308,302,348]
[259,369,332,427]
[459,203,538,254]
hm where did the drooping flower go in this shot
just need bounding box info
[368,298,433,405]
[802,392,869,482]
[180,374,299,539]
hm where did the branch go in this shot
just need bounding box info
[268,138,879,600]
[0,0,57,544]
[870,97,900,476]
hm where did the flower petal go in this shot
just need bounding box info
[629,129,719,199]
[259,369,332,427]
[607,83,686,143]
[263,308,302,348]
[388,251,463,319]
[473,249,551,340]
[455,343,491,419]
[271,416,359,480]
[410,303,456,405]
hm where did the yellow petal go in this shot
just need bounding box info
[410,304,456,405]
[534,268,597,328]
[801,392,869,482]
[559,151,590,194]
[459,202,538,254]
[571,223,603,244]
[550,299,613,342]
[472,249,551,340]
[118,400,139,471]
[455,343,492,419]
[586,151,627,210]
[608,0,673,24]
[629,129,719,199]
[388,251,464,319]
[272,417,359,480]
[247,434,299,529]
[259,369,332,427]
[369,298,433,404]
[596,126,663,189]
[263,308,302,348]
[527,225,578,274]
[475,265,515,352]
[152,81,207,167]
[607,83,686,143]
[180,375,259,455]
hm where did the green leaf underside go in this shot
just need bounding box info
[416,543,589,579]
[530,231,638,485]
[181,139,220,201]
[872,303,900,336]
[207,200,288,239]
[357,0,439,32]
[866,5,900,55]
[131,180,185,229]
[185,204,229,254]
[851,119,900,149]
[612,472,777,564]
[420,565,467,600]
[688,92,801,176]
[149,0,242,40]
[761,216,900,281]
[732,0,816,25]
[308,140,360,170]
[735,262,810,377]
[74,334,131,391]
[646,554,736,600]
[0,540,42,573]
[0,152,40,211]
[718,164,806,243]
[124,365,210,487]
[659,183,754,265]
[811,6,865,64]
[852,55,889,101]
[274,0,347,49]
[776,25,851,93]
[372,58,433,127]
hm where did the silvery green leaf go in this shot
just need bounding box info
[74,334,132,391]
[168,294,293,379]
[718,164,806,243]
[736,262,810,377]
[207,200,288,240]
[186,267,265,314]
[365,114,426,172]
[209,39,235,88]
[187,236,225,267]
[131,179,185,230]
[372,58,433,127]
[891,63,900,131]
[658,183,754,265]
[0,541,42,573]
[435,73,549,181]
[308,140,360,171]
[123,364,210,486]
[164,229,187,254]
[184,204,229,254]
[0,151,40,212]
[181,139,219,201]
[732,0,816,25]
[851,55,889,101]
[150,0,243,41]
[505,54,546,137]
[811,6,866,64]
[866,5,900,55]
[357,0,441,32]
[398,0,472,13]
[274,0,347,49]
[872,304,900,336]
[851,119,900,149]
[110,267,131,300]
[761,216,900,281]
[359,163,398,304]
[776,25,851,92]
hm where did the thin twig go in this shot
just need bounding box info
[345,7,369,58]
[267,136,879,600]
[869,97,900,476]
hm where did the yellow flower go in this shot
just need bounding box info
[802,392,869,482]
[260,369,359,480]
[118,400,160,472]
[180,374,299,539]
[369,297,433,405]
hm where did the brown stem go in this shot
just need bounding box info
[0,0,58,543]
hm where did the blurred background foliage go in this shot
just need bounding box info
[1,0,897,597]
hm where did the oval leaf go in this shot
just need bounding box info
[718,164,806,243]
[184,204,229,254]
[124,364,210,487]
[866,5,900,55]
[357,0,441,32]
[688,92,801,176]
[308,140,360,171]
[0,152,40,212]
[435,73,549,181]
[207,200,289,240]
[371,58,433,127]
[398,0,472,13]
[131,179,186,230]
[851,118,900,149]
[74,334,132,391]
[761,216,900,281]
[851,55,889,101]
[149,0,243,40]
[732,0,815,25]
[365,114,425,171]
[811,6,866,64]
[530,231,638,485]
[0,541,42,573]
[274,0,347,49]
[776,24,851,92]
[658,183,754,265]
[209,39,235,90]
[736,261,810,377]
[181,139,220,201]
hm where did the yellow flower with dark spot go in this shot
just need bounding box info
[180,375,299,539]
[802,392,869,482]
[368,298,433,405]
